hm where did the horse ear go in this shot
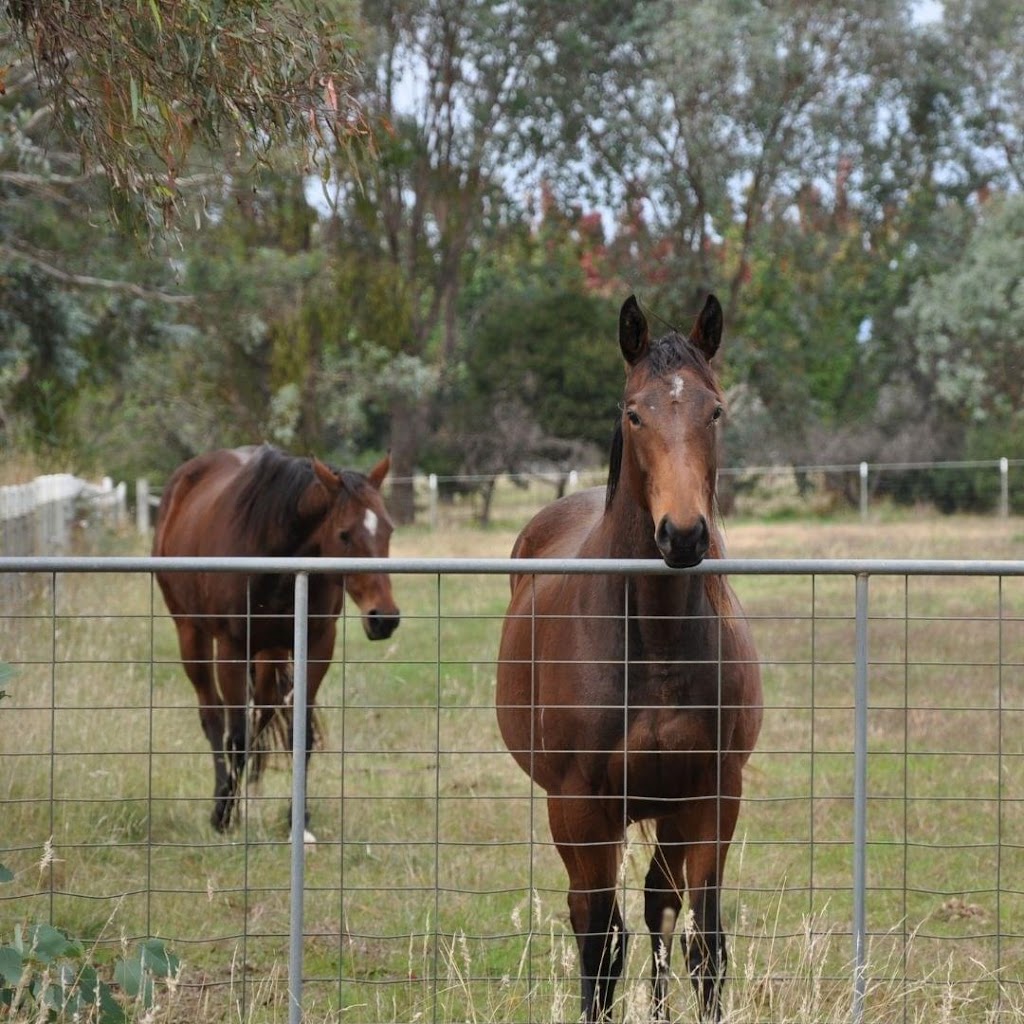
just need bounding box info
[311,457,341,494]
[619,295,649,365]
[367,452,391,490]
[689,293,723,361]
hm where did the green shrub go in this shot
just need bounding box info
[0,861,179,1023]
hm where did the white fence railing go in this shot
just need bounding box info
[0,474,127,556]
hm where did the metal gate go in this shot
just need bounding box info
[2,555,1023,1023]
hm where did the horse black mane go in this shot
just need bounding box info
[605,332,719,510]
[605,422,624,510]
[234,444,365,548]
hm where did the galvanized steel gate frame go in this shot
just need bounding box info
[4,554,1024,1023]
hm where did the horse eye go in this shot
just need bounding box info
[626,409,642,427]
[339,530,352,544]
[711,405,724,423]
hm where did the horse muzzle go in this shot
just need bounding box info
[655,514,709,568]
[364,608,401,641]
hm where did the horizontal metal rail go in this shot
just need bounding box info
[3,555,1024,576]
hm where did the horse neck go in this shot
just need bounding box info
[597,489,715,625]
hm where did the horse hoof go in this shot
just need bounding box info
[211,809,230,832]
[302,829,317,849]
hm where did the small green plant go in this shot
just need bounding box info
[0,860,180,1023]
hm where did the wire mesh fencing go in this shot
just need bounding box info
[2,556,1024,1023]
[133,458,1024,536]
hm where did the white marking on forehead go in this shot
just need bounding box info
[669,375,685,399]
[363,509,379,537]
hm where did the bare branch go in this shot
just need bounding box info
[0,244,194,305]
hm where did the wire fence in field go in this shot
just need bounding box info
[130,457,1022,534]
[398,457,1022,527]
[3,555,1024,1023]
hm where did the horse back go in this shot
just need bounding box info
[153,448,252,558]
[152,448,260,626]
[508,487,604,591]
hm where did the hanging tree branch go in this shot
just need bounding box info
[2,0,372,229]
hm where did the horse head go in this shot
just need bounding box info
[307,453,401,640]
[616,293,725,569]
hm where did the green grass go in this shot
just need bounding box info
[3,514,1024,1021]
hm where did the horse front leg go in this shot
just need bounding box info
[210,641,251,832]
[683,767,743,1022]
[548,794,626,1023]
[643,822,687,1023]
[171,621,235,832]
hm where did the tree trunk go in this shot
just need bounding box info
[387,397,425,525]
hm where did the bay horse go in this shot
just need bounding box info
[496,295,762,1022]
[153,444,400,834]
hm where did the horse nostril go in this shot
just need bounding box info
[696,514,709,546]
[656,515,673,551]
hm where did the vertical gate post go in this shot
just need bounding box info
[852,572,870,1023]
[289,572,310,1024]
[999,457,1009,518]
[859,462,869,522]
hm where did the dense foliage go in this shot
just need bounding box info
[1,0,1021,516]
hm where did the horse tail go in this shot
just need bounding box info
[248,656,323,783]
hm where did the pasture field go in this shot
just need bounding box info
[3,512,1024,1022]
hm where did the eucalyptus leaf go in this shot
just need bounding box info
[0,945,23,986]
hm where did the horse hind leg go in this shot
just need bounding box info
[252,650,312,840]
[287,627,335,842]
[249,650,291,787]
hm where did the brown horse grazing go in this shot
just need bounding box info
[496,295,762,1023]
[153,444,400,834]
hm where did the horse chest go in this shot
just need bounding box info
[222,574,340,645]
[600,705,725,810]
[581,663,737,802]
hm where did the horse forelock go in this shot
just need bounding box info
[645,331,720,395]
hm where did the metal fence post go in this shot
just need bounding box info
[1000,458,1009,518]
[859,462,869,522]
[852,572,870,1023]
[289,572,309,1024]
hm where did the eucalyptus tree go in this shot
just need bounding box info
[1,0,365,228]
[898,195,1024,429]
[0,1,366,460]
[941,0,1024,190]
[535,1,913,319]
[327,0,562,521]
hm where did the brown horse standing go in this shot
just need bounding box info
[496,295,762,1022]
[154,444,400,834]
